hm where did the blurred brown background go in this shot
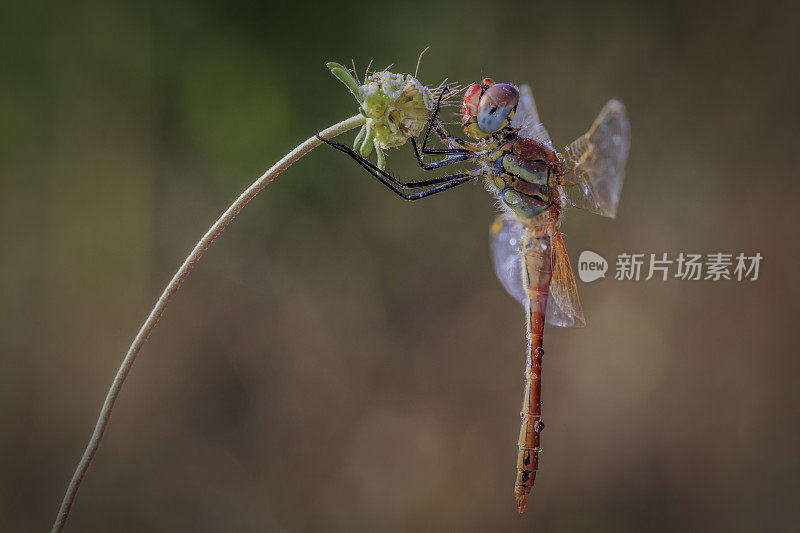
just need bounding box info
[1,0,799,531]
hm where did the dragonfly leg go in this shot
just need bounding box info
[420,121,477,155]
[415,86,486,165]
[416,87,474,157]
[316,133,479,201]
[410,138,472,170]
[394,175,476,200]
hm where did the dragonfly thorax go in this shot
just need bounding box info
[487,138,562,220]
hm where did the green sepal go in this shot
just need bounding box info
[375,146,385,171]
[360,123,374,156]
[326,62,362,103]
[353,125,366,151]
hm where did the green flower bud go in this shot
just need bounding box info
[359,71,434,151]
[327,62,435,169]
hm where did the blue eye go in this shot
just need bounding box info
[477,84,519,134]
[478,104,514,133]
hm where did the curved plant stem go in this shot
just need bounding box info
[52,114,366,532]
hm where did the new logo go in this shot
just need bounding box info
[578,251,608,283]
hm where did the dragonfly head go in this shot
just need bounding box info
[461,78,519,139]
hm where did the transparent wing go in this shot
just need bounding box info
[489,216,585,328]
[489,215,527,306]
[509,83,552,147]
[547,229,585,328]
[560,99,630,218]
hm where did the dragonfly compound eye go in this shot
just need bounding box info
[477,83,519,134]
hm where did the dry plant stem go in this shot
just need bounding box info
[52,114,366,533]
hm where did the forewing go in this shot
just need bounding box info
[561,99,630,218]
[509,84,552,147]
[489,215,527,306]
[546,229,586,328]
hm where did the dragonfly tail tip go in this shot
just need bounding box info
[515,486,530,513]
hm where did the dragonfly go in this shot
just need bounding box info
[317,77,630,512]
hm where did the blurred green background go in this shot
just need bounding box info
[1,0,798,531]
